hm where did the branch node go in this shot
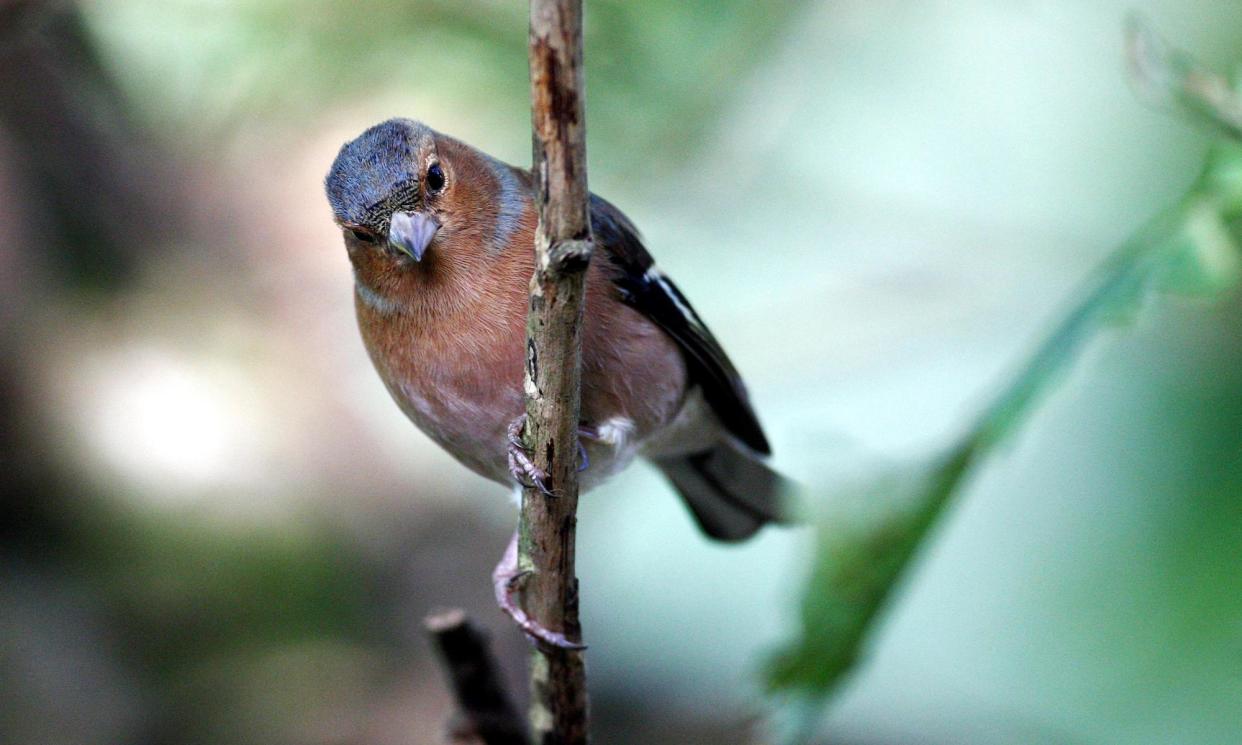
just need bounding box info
[544,238,594,275]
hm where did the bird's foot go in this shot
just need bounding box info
[575,433,590,473]
[507,415,552,495]
[507,416,593,491]
[492,532,587,651]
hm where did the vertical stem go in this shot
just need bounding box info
[520,0,592,743]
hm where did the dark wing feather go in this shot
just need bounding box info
[590,195,771,455]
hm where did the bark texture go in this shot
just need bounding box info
[519,0,593,742]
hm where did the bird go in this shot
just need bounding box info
[325,118,788,647]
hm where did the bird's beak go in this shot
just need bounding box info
[388,210,440,262]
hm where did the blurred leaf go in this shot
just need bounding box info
[766,448,971,690]
[74,505,379,679]
[1127,15,1242,141]
[766,29,1242,742]
[82,0,811,170]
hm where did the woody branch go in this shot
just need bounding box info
[517,0,593,743]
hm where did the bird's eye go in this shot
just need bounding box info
[426,163,445,193]
[347,226,376,243]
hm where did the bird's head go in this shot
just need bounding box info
[325,118,464,265]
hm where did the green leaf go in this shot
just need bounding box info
[766,30,1242,743]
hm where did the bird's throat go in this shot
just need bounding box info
[355,277,403,316]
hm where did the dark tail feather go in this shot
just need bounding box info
[656,444,791,542]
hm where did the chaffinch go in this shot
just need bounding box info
[326,119,786,645]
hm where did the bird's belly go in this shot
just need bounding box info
[389,364,524,483]
[358,276,691,492]
[357,302,523,483]
[390,371,644,491]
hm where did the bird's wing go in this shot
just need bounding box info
[590,195,771,455]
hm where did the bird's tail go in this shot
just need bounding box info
[655,443,792,542]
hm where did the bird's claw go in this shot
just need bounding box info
[493,534,587,651]
[505,569,533,592]
[507,417,593,491]
[576,440,589,473]
[507,415,553,495]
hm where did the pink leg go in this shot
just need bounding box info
[492,531,586,650]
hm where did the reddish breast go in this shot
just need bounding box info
[354,248,529,481]
[349,139,686,486]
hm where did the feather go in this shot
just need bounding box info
[655,443,788,541]
[589,195,771,455]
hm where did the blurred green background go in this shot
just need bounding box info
[2,1,1240,744]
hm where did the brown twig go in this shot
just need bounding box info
[425,609,530,745]
[517,0,593,742]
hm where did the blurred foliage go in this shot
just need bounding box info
[1127,15,1242,142]
[1,492,391,745]
[83,0,809,170]
[766,27,1242,742]
[80,510,377,675]
[0,1,178,290]
[8,2,1242,744]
